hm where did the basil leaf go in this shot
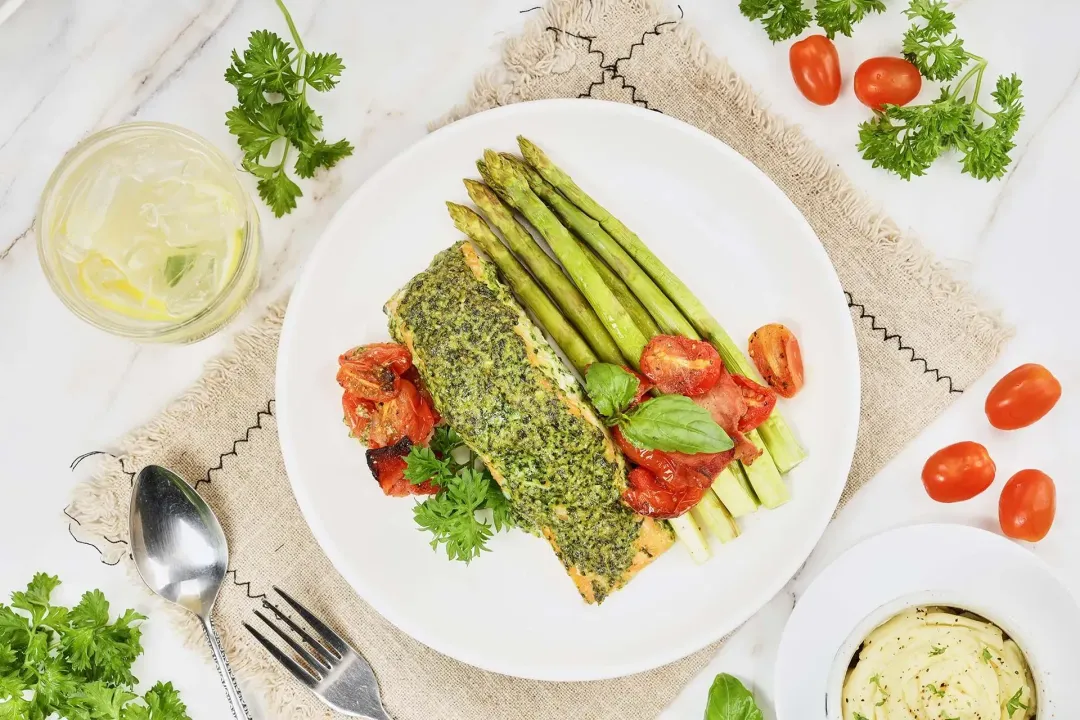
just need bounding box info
[585,363,639,418]
[164,254,195,287]
[704,673,763,720]
[620,395,733,454]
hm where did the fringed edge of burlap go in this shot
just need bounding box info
[433,0,1013,356]
[67,301,334,718]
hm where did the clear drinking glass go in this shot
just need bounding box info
[37,122,261,343]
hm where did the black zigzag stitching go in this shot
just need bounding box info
[544,27,610,99]
[548,7,682,111]
[226,569,267,600]
[845,291,962,394]
[63,506,125,566]
[194,399,275,491]
[71,450,138,486]
[609,6,683,75]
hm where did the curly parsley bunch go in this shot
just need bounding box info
[0,573,191,720]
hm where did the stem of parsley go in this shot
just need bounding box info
[274,0,306,54]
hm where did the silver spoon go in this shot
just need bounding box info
[130,464,251,720]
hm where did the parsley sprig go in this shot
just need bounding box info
[815,0,886,39]
[738,0,885,42]
[0,573,190,720]
[405,427,515,563]
[225,0,353,217]
[858,0,1024,180]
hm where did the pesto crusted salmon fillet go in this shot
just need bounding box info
[386,241,673,603]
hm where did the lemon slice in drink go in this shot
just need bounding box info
[76,252,176,322]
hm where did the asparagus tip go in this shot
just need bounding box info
[517,135,547,167]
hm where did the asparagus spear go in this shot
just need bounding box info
[691,490,739,544]
[579,241,661,338]
[480,150,649,367]
[506,154,699,340]
[463,179,624,367]
[479,154,718,556]
[710,464,760,518]
[518,136,807,473]
[446,203,598,374]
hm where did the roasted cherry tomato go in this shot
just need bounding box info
[613,426,681,484]
[789,35,841,106]
[336,343,413,402]
[367,380,436,448]
[748,323,804,398]
[622,466,708,519]
[668,448,736,484]
[853,57,922,110]
[692,369,762,465]
[639,335,722,397]
[999,469,1056,542]
[342,393,377,444]
[921,441,996,503]
[366,438,440,497]
[403,366,442,425]
[985,363,1061,430]
[623,365,654,404]
[614,427,733,488]
[731,374,777,433]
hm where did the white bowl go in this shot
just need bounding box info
[775,523,1080,718]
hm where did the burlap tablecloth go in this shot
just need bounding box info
[69,1,1010,717]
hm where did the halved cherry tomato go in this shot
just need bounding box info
[748,323,804,398]
[613,426,680,484]
[367,379,436,448]
[999,469,1056,542]
[336,343,413,402]
[622,465,708,519]
[639,335,722,397]
[921,441,996,503]
[403,366,442,425]
[985,363,1061,430]
[692,368,765,465]
[366,438,440,497]
[731,374,777,433]
[668,448,735,484]
[790,35,841,106]
[623,365,654,404]
[342,393,377,444]
[853,57,922,110]
[613,427,732,489]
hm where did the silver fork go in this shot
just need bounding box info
[244,586,392,720]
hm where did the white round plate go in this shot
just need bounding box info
[277,99,860,680]
[775,523,1080,718]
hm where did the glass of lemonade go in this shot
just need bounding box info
[37,122,260,343]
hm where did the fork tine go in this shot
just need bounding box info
[259,599,339,666]
[273,586,349,657]
[255,609,332,675]
[244,622,319,689]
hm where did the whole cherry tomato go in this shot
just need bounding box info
[748,323,804,398]
[639,335,722,397]
[789,35,841,106]
[853,57,922,110]
[921,441,996,503]
[999,469,1056,541]
[985,363,1061,430]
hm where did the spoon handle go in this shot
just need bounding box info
[200,615,253,720]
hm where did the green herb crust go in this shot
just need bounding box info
[386,242,672,602]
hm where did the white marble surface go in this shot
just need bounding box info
[1,1,1077,718]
